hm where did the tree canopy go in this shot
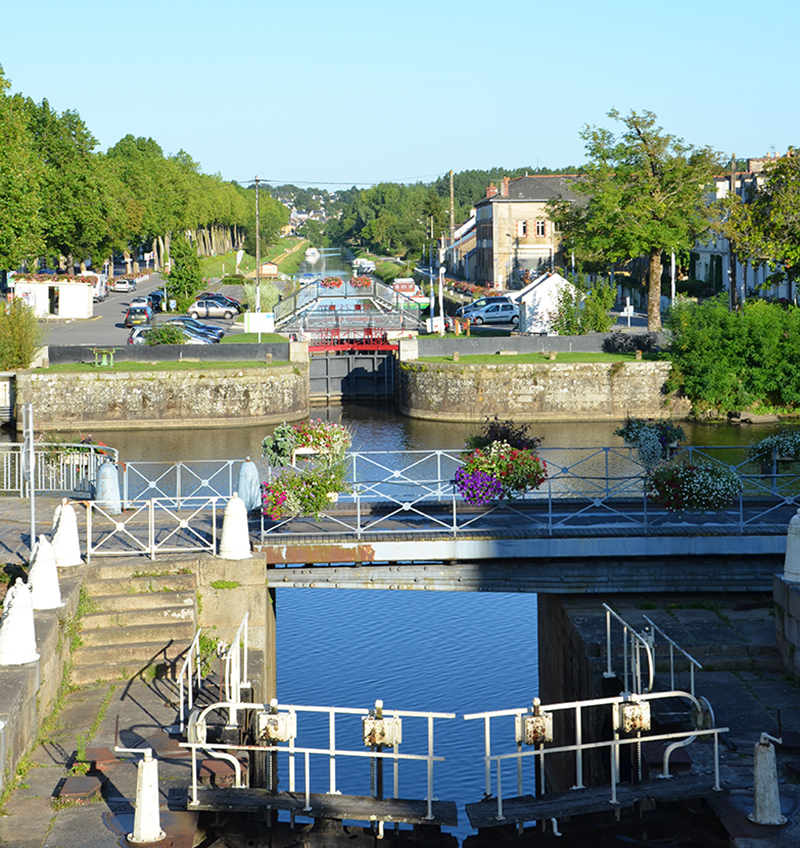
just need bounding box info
[718,149,800,296]
[548,110,721,330]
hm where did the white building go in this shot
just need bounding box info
[11,278,94,319]
[514,271,575,334]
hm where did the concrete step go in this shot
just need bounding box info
[86,573,197,597]
[77,620,196,649]
[89,560,196,582]
[81,604,195,630]
[70,643,193,686]
[83,590,196,612]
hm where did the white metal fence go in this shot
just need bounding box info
[0,442,118,496]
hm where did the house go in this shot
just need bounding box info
[691,154,785,302]
[10,276,94,319]
[259,261,279,277]
[474,175,585,289]
[444,211,477,281]
[514,271,575,334]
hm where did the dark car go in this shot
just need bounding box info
[148,290,167,312]
[196,292,242,312]
[165,316,224,340]
[124,305,154,327]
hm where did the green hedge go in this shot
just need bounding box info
[666,295,800,414]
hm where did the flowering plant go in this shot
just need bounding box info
[454,441,547,505]
[646,459,742,512]
[349,275,372,289]
[614,417,685,467]
[262,419,352,468]
[748,429,800,461]
[320,276,343,288]
[261,462,349,520]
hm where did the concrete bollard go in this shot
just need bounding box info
[784,509,800,582]
[128,749,166,844]
[219,493,253,560]
[749,733,787,825]
[236,457,262,513]
[51,500,83,568]
[95,461,122,514]
[0,578,40,666]
[29,535,64,611]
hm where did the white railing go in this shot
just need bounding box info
[85,497,220,561]
[464,690,727,822]
[184,698,455,821]
[176,629,205,734]
[0,442,119,496]
[222,614,251,729]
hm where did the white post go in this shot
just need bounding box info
[21,403,35,554]
[670,251,676,301]
[128,750,166,843]
[438,266,446,336]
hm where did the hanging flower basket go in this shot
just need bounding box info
[748,430,800,463]
[349,275,372,289]
[320,276,343,288]
[453,441,547,505]
[646,459,742,512]
[614,418,685,468]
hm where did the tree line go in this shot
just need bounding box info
[0,66,287,276]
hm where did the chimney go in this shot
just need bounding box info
[501,176,510,197]
[486,183,498,198]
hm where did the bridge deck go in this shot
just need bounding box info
[188,787,458,827]
[465,773,725,829]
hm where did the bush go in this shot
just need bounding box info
[0,299,44,369]
[146,324,185,345]
[646,459,742,512]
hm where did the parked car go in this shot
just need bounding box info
[195,292,242,312]
[110,278,137,293]
[455,296,514,319]
[165,316,225,340]
[127,325,152,344]
[467,301,520,325]
[189,298,238,320]
[124,305,154,327]
[129,295,150,309]
[148,290,167,312]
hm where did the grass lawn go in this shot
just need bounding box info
[199,239,307,279]
[36,360,281,374]
[418,352,662,364]
[221,332,289,344]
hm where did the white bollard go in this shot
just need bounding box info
[51,500,82,567]
[219,493,253,560]
[784,509,800,581]
[29,535,64,610]
[128,749,166,844]
[0,578,40,665]
[749,733,787,825]
[237,457,262,512]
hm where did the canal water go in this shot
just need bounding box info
[53,408,788,841]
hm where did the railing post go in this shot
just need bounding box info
[149,499,156,560]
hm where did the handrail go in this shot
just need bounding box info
[642,614,703,696]
[176,629,204,734]
[222,614,250,728]
[602,603,655,694]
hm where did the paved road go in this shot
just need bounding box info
[41,273,241,347]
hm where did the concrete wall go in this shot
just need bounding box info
[417,332,666,358]
[773,576,800,677]
[47,343,291,365]
[0,571,81,795]
[15,365,309,430]
[398,360,690,422]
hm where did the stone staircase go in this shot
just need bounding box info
[71,560,198,685]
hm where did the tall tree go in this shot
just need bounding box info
[718,149,800,300]
[0,67,43,269]
[549,110,721,330]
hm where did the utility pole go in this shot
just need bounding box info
[449,169,455,243]
[728,154,739,311]
[255,176,261,313]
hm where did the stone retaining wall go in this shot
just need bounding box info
[15,365,309,430]
[398,360,690,421]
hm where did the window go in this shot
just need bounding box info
[535,220,546,238]
[516,220,528,237]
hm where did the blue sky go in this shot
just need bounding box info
[3,0,796,188]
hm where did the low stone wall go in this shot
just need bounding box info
[15,365,309,430]
[398,360,690,421]
[773,575,800,677]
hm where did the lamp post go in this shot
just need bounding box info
[438,265,446,336]
[255,176,261,313]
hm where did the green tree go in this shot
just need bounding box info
[146,324,185,345]
[0,67,43,269]
[0,299,44,369]
[549,110,721,331]
[165,235,202,308]
[718,149,800,300]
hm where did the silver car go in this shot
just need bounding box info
[188,298,238,320]
[467,301,520,325]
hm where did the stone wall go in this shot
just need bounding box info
[15,365,309,430]
[773,575,800,677]
[398,360,690,421]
